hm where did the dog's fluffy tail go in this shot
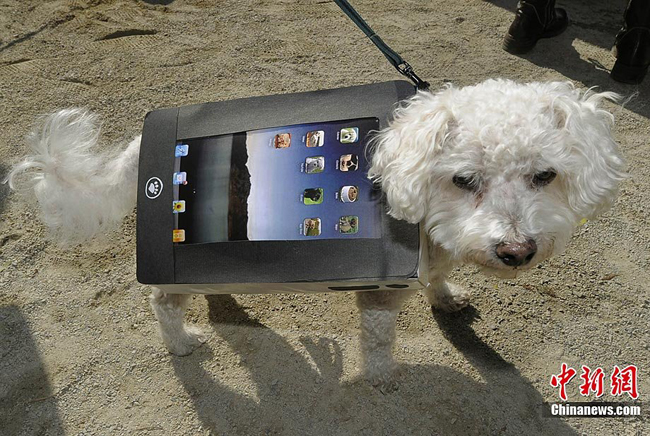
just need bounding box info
[4,109,141,245]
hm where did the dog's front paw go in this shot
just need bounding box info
[362,358,399,393]
[425,281,471,312]
[365,366,399,394]
[164,325,207,356]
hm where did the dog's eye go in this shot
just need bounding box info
[532,170,557,187]
[452,175,479,191]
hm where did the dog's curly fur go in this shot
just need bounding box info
[5,79,626,390]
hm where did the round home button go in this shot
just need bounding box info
[145,177,163,199]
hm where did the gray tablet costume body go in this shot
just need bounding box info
[136,80,430,294]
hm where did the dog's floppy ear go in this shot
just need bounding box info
[548,82,627,221]
[368,88,456,223]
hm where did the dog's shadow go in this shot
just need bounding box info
[170,295,577,435]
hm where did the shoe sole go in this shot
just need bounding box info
[502,19,569,55]
[611,60,649,84]
[503,34,537,54]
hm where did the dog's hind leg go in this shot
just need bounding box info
[423,244,471,312]
[356,289,415,392]
[150,288,206,356]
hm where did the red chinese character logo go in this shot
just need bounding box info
[550,363,577,401]
[579,365,605,397]
[611,365,639,399]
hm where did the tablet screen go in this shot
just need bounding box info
[171,118,381,243]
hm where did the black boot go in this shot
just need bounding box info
[503,0,569,54]
[611,0,650,84]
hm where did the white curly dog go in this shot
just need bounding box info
[6,79,626,389]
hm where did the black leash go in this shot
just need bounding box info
[333,0,430,91]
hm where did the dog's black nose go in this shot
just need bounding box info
[495,240,537,267]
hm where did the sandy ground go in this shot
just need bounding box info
[1,0,649,434]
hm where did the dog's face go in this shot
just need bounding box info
[306,156,325,173]
[369,80,626,276]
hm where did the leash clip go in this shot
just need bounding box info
[398,62,430,91]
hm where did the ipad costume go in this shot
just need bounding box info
[137,81,430,294]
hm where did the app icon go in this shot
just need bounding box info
[340,186,358,203]
[303,188,324,205]
[305,156,325,174]
[173,172,187,185]
[173,200,186,213]
[175,144,189,157]
[339,154,359,172]
[274,133,291,148]
[173,229,186,242]
[339,216,359,234]
[303,218,321,236]
[306,130,324,147]
[340,127,359,143]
